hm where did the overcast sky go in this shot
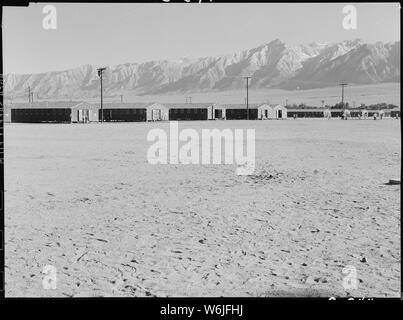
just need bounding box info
[3,2,400,74]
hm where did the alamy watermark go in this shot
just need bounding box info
[342,5,357,30]
[42,5,57,30]
[147,121,255,175]
[42,265,57,290]
[342,265,358,290]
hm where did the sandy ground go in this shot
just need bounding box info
[8,83,400,107]
[114,83,401,106]
[4,119,401,297]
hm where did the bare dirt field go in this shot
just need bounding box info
[11,83,400,107]
[84,83,401,107]
[4,119,401,297]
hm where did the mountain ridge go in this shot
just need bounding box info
[4,39,400,99]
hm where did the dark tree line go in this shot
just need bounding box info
[286,102,399,110]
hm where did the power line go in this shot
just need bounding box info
[339,83,348,108]
[97,67,106,123]
[243,76,251,120]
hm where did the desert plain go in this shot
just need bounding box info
[4,118,401,297]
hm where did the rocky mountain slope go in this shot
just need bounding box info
[4,39,400,99]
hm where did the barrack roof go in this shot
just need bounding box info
[220,103,260,109]
[7,101,83,109]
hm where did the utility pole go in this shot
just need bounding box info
[243,76,251,120]
[97,67,106,122]
[339,83,348,108]
[28,86,31,103]
[31,91,34,103]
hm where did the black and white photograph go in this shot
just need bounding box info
[0,2,401,302]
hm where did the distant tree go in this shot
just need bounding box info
[286,101,398,110]
[332,102,344,109]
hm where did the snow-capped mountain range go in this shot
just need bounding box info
[4,39,400,99]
